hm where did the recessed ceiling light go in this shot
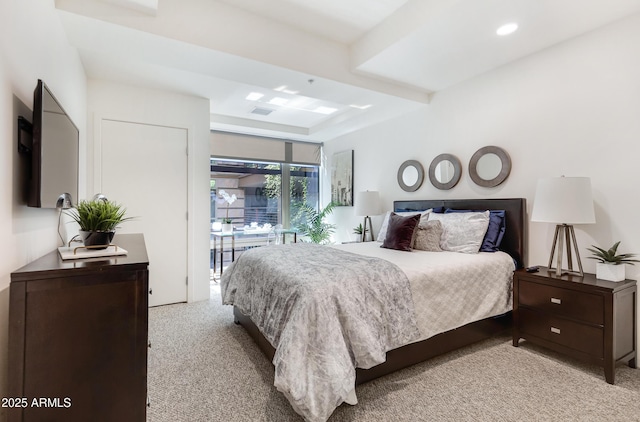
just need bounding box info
[268,97,289,106]
[246,92,264,101]
[496,22,518,36]
[349,104,372,110]
[313,106,338,115]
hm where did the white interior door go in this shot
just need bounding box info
[100,119,188,306]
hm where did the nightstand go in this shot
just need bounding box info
[513,267,637,384]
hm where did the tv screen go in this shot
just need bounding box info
[29,80,79,208]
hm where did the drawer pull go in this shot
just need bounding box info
[550,297,561,305]
[550,327,561,334]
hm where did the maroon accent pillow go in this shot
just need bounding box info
[381,212,421,251]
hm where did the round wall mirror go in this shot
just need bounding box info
[397,160,424,192]
[476,153,502,180]
[468,146,511,188]
[428,153,462,190]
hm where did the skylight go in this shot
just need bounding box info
[274,85,299,95]
[268,97,289,106]
[246,92,264,101]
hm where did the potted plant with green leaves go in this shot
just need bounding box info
[352,223,367,242]
[66,199,132,249]
[587,241,639,282]
[294,202,336,244]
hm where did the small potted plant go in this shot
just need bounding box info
[352,223,367,242]
[587,241,639,282]
[217,190,237,233]
[66,199,132,249]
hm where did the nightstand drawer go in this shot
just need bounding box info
[519,279,603,325]
[519,308,603,358]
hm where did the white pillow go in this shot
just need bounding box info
[427,211,490,254]
[377,209,431,243]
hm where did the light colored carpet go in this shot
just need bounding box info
[147,286,640,421]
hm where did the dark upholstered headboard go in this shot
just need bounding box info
[394,198,526,269]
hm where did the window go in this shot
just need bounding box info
[210,158,319,230]
[289,164,320,230]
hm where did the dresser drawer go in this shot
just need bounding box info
[519,279,603,325]
[519,308,603,358]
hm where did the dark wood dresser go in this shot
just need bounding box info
[513,267,637,384]
[8,233,149,422]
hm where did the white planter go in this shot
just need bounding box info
[221,223,233,233]
[596,263,625,282]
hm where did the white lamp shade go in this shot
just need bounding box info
[354,191,381,216]
[531,177,596,224]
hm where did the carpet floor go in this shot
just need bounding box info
[147,286,640,421]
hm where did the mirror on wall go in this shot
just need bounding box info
[428,154,462,190]
[397,160,424,192]
[468,146,511,188]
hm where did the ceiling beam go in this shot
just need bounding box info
[97,0,158,15]
[56,0,430,103]
[350,0,452,73]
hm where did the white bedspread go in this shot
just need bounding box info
[332,242,515,342]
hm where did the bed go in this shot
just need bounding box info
[221,198,526,422]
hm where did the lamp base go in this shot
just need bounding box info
[361,216,375,242]
[547,224,584,277]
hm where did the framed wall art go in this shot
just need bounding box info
[331,150,353,206]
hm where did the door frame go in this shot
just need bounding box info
[93,113,198,303]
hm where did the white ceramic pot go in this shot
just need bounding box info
[596,263,625,282]
[221,223,233,233]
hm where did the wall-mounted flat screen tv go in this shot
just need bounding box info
[28,79,79,208]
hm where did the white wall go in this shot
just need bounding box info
[325,12,640,281]
[87,80,211,303]
[0,4,210,407]
[0,0,87,415]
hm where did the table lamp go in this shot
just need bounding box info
[531,176,596,276]
[354,191,381,242]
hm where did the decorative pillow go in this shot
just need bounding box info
[380,213,421,251]
[413,220,443,252]
[377,209,431,243]
[377,211,392,242]
[427,211,490,254]
[445,209,506,252]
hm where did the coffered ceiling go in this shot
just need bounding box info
[55,0,640,142]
